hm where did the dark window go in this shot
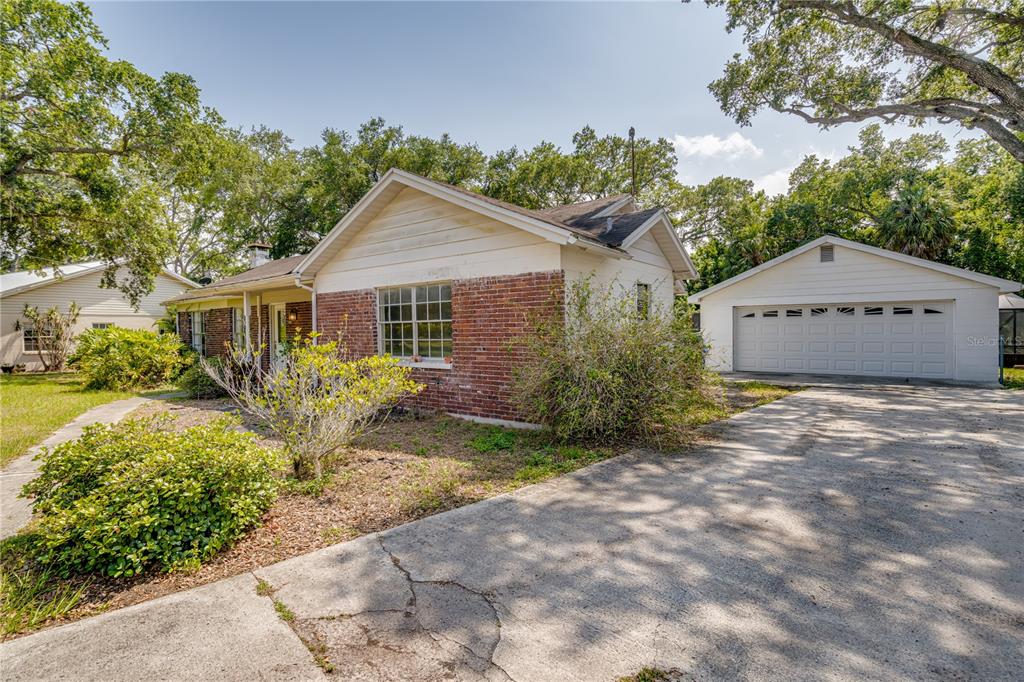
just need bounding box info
[786,309,803,317]
[924,307,943,315]
[864,306,883,316]
[837,306,855,316]
[379,284,452,360]
[762,310,778,318]
[190,312,206,354]
[810,307,828,316]
[740,312,755,319]
[893,306,913,315]
[636,283,651,319]
[22,326,51,352]
[91,323,112,330]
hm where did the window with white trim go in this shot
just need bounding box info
[231,307,245,347]
[190,311,206,355]
[378,284,452,360]
[22,326,51,352]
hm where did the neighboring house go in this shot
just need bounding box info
[1000,293,1024,368]
[689,235,1023,384]
[0,262,198,370]
[164,168,696,425]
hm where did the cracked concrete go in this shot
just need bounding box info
[3,385,1022,681]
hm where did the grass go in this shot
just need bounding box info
[0,536,87,637]
[0,372,168,468]
[273,599,295,622]
[1001,367,1024,389]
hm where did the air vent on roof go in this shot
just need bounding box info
[820,244,835,263]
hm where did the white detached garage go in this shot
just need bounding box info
[689,236,1022,384]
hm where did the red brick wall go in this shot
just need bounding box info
[204,308,233,358]
[177,311,191,349]
[286,301,313,341]
[316,270,564,422]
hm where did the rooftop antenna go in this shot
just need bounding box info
[628,126,636,198]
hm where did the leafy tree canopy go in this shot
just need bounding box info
[1,0,211,303]
[702,0,1024,163]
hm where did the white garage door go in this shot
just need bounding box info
[734,302,955,378]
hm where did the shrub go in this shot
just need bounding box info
[205,335,423,478]
[22,417,284,577]
[177,356,227,398]
[70,326,185,390]
[511,277,708,444]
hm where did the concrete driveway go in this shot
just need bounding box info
[3,386,1022,681]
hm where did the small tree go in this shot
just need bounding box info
[18,302,80,371]
[204,335,423,479]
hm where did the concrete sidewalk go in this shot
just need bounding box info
[1,396,153,540]
[2,385,1022,681]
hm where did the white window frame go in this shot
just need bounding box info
[231,307,245,348]
[22,325,52,353]
[190,311,206,355]
[377,283,453,367]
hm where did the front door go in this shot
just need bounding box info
[269,303,289,366]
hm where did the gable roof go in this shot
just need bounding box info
[1001,293,1024,309]
[535,194,634,225]
[297,168,685,278]
[688,235,1023,303]
[0,261,197,299]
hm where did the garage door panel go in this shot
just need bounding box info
[735,302,954,379]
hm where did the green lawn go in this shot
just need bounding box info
[0,373,136,468]
[1003,367,1024,390]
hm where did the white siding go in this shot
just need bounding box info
[697,244,1001,383]
[0,270,193,368]
[315,187,561,291]
[561,236,675,314]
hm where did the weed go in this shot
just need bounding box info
[413,446,430,457]
[273,599,295,622]
[320,526,352,544]
[618,668,675,682]
[1,566,87,635]
[255,579,273,597]
[468,426,518,453]
[283,474,334,497]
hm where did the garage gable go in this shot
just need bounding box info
[689,235,1021,304]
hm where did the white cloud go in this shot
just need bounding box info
[753,166,793,196]
[672,132,763,161]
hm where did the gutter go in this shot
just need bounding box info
[294,276,317,339]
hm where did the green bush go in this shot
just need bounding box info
[22,417,284,577]
[177,356,227,398]
[512,278,708,444]
[70,326,185,390]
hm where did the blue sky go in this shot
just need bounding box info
[87,1,964,194]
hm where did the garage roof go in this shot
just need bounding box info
[688,235,1023,303]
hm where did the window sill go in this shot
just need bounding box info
[396,359,452,370]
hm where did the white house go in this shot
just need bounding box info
[689,235,1022,384]
[165,168,696,425]
[0,262,197,370]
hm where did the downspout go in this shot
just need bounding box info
[294,276,317,342]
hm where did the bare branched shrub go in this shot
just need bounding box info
[512,277,708,444]
[203,335,423,479]
[18,303,80,371]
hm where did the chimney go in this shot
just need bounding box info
[247,243,271,269]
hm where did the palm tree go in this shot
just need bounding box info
[877,184,955,261]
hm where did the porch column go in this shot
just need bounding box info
[242,291,251,350]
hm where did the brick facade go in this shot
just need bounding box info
[204,308,233,358]
[317,270,565,422]
[179,301,314,369]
